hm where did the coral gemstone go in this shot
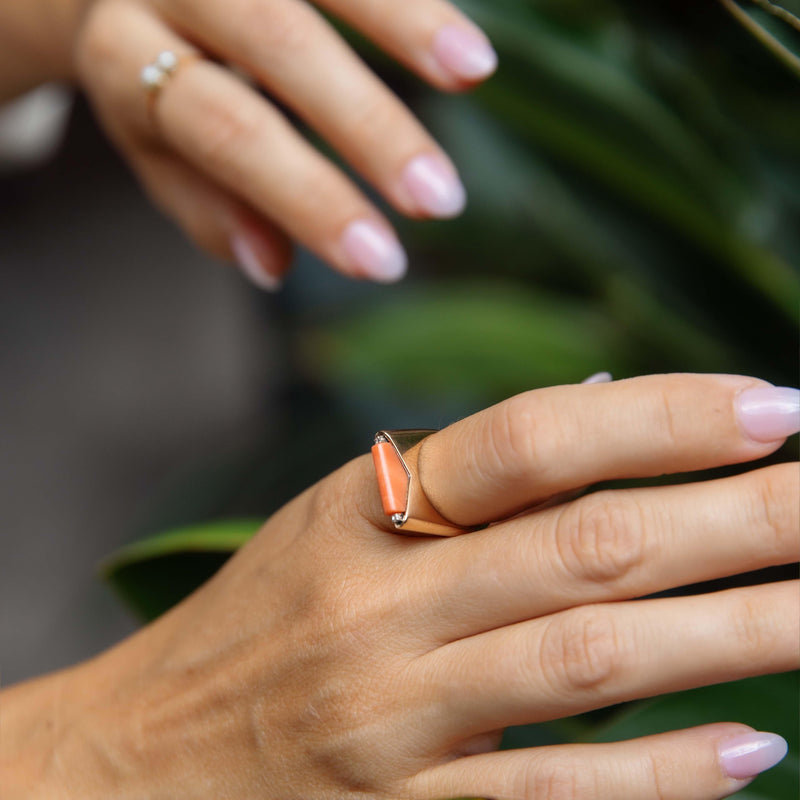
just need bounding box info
[371,442,409,516]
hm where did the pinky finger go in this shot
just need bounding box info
[132,144,293,290]
[410,725,789,800]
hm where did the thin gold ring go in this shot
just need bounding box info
[140,50,200,122]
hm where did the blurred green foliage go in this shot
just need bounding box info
[309,0,799,412]
[105,2,799,797]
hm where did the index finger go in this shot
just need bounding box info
[414,374,799,527]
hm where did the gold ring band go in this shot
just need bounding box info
[372,430,476,537]
[140,50,200,120]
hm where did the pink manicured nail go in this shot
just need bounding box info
[402,154,466,218]
[341,220,407,283]
[582,372,613,385]
[736,386,800,442]
[433,26,498,81]
[719,732,788,779]
[231,232,282,292]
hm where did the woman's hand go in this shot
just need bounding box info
[5,374,799,798]
[69,0,496,288]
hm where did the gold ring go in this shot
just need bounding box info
[372,430,477,537]
[140,50,199,121]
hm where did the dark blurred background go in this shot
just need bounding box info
[1,0,798,796]
[0,100,281,682]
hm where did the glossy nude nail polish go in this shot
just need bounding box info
[433,26,498,81]
[736,386,800,442]
[719,732,788,780]
[401,154,467,218]
[582,372,613,385]
[341,220,408,283]
[231,232,282,292]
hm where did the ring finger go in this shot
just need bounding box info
[418,581,799,738]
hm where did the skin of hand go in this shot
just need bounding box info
[2,374,798,799]
[4,0,496,288]
[0,0,92,98]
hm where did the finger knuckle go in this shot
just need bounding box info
[307,466,365,545]
[195,99,262,170]
[293,168,350,222]
[173,0,315,62]
[259,0,315,62]
[517,758,589,800]
[482,394,547,488]
[655,385,682,450]
[645,751,670,800]
[732,592,775,657]
[342,92,404,151]
[555,491,647,585]
[540,607,624,694]
[752,464,798,555]
[304,477,399,626]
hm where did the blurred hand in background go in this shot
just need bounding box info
[1,0,498,288]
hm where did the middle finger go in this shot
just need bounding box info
[411,462,799,642]
[155,0,467,218]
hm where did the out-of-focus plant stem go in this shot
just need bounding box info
[718,0,800,78]
[751,0,800,33]
[481,84,800,322]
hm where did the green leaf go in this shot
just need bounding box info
[452,1,800,320]
[473,81,800,320]
[420,100,738,372]
[302,282,632,408]
[102,520,260,622]
[462,0,749,205]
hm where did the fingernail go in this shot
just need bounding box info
[583,372,613,385]
[231,232,282,292]
[402,154,466,218]
[433,25,498,81]
[719,732,788,780]
[736,386,800,443]
[341,220,407,283]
